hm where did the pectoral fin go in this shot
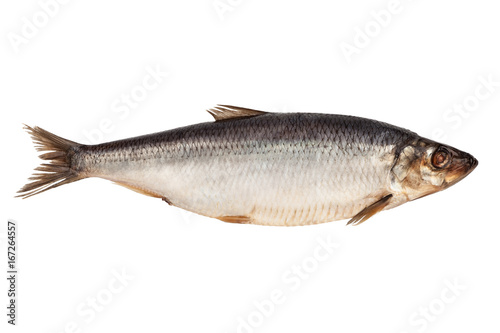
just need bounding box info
[347,194,393,226]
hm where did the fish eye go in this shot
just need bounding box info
[431,147,451,169]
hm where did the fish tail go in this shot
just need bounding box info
[16,125,85,199]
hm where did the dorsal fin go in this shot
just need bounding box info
[207,105,269,122]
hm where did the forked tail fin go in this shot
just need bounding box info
[17,125,84,198]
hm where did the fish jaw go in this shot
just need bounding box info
[441,150,478,189]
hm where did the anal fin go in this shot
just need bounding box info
[347,194,393,226]
[113,181,162,199]
[217,215,251,224]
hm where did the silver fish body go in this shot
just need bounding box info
[18,106,478,226]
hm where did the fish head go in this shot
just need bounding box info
[390,138,478,201]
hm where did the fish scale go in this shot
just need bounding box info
[17,105,478,226]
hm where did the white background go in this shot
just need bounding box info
[1,0,499,332]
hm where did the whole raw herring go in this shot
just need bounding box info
[17,105,478,226]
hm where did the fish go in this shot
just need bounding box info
[17,105,478,226]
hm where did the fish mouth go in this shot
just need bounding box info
[445,152,478,186]
[461,152,478,174]
[468,155,479,170]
